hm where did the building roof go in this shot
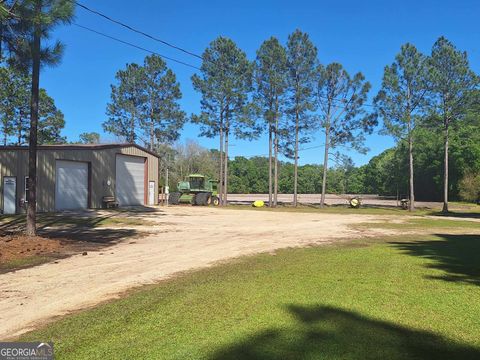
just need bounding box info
[0,143,160,158]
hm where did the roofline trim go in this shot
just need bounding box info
[0,143,160,158]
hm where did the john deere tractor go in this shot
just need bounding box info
[168,174,220,206]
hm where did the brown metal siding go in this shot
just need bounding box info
[0,150,28,212]
[0,145,159,213]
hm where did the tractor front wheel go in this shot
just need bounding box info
[212,196,220,206]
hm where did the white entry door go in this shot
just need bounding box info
[148,181,155,205]
[3,177,16,214]
[115,155,145,206]
[55,161,88,210]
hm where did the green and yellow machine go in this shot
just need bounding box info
[168,174,220,206]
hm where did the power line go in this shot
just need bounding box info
[239,143,326,159]
[299,144,324,151]
[73,2,379,102]
[73,23,201,70]
[317,94,375,109]
[72,1,203,60]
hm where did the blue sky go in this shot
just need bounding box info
[41,0,480,166]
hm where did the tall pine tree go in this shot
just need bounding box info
[428,37,479,213]
[317,63,374,207]
[374,44,429,211]
[7,0,74,235]
[285,30,318,206]
[192,36,258,205]
[254,37,288,207]
[103,63,146,143]
[140,54,185,150]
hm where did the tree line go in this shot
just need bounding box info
[173,33,478,211]
[163,134,479,203]
[103,32,377,207]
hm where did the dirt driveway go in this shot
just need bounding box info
[0,206,392,339]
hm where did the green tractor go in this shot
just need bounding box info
[168,174,220,206]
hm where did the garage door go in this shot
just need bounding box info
[115,155,145,206]
[55,161,88,210]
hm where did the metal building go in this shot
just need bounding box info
[0,144,159,214]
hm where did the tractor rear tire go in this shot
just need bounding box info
[169,192,181,205]
[191,194,197,205]
[212,196,220,206]
[195,192,208,206]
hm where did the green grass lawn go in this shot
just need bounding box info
[21,232,480,359]
[0,255,58,273]
[357,217,480,231]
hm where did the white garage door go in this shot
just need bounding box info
[116,155,145,206]
[55,161,88,210]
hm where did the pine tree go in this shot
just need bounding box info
[78,132,100,144]
[192,36,258,205]
[37,88,65,144]
[254,37,288,207]
[374,44,429,211]
[0,0,18,60]
[103,63,146,143]
[285,30,318,206]
[428,37,479,213]
[0,66,14,144]
[140,54,185,150]
[7,0,74,235]
[317,63,374,207]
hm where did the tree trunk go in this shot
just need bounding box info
[408,118,415,211]
[130,113,135,144]
[442,122,449,213]
[17,114,23,145]
[293,109,299,207]
[149,106,155,151]
[223,115,229,206]
[320,115,330,208]
[150,121,154,151]
[0,22,3,61]
[268,124,273,207]
[273,107,279,207]
[26,2,41,237]
[218,114,224,206]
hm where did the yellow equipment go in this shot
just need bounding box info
[252,200,265,207]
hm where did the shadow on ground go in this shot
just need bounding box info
[391,234,480,286]
[38,227,140,244]
[112,206,166,218]
[0,211,146,244]
[210,305,480,360]
[428,211,480,219]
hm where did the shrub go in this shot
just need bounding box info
[459,172,480,203]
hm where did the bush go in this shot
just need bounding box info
[459,172,480,203]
